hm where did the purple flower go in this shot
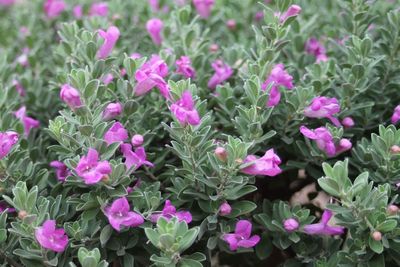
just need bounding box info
[0,0,15,6]
[283,218,299,232]
[35,220,69,252]
[104,122,128,146]
[300,126,352,157]
[14,106,40,136]
[150,200,192,223]
[222,220,260,251]
[12,80,26,97]
[304,96,341,126]
[303,210,345,235]
[279,4,301,23]
[261,64,294,107]
[175,56,196,79]
[43,0,66,18]
[0,131,18,159]
[104,197,144,231]
[121,144,154,171]
[97,26,120,59]
[60,84,82,110]
[102,73,114,85]
[102,102,122,120]
[75,148,112,184]
[219,202,232,216]
[240,149,282,177]
[0,202,15,213]
[131,134,144,147]
[391,105,400,124]
[170,91,201,126]
[89,2,108,17]
[72,5,83,19]
[207,60,233,89]
[193,0,215,18]
[254,11,264,22]
[134,55,170,99]
[146,18,163,45]
[50,161,70,182]
[305,38,328,63]
[342,117,355,128]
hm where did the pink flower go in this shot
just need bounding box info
[254,11,264,22]
[0,131,18,159]
[262,64,294,107]
[170,91,201,126]
[131,134,144,146]
[104,122,128,145]
[391,105,400,124]
[12,80,26,97]
[175,56,196,79]
[222,220,260,251]
[104,197,144,231]
[219,202,232,216]
[102,73,114,85]
[130,53,142,59]
[43,0,66,18]
[75,148,112,184]
[207,60,233,89]
[193,0,215,18]
[72,5,83,19]
[342,117,355,128]
[35,220,69,252]
[121,144,154,171]
[226,19,236,30]
[134,55,170,98]
[150,200,192,223]
[283,218,299,232]
[305,38,328,63]
[89,2,108,17]
[50,161,70,182]
[300,126,352,157]
[97,26,120,59]
[102,102,122,120]
[303,210,345,235]
[146,18,163,45]
[16,48,29,67]
[304,96,341,126]
[0,0,14,6]
[240,149,282,177]
[14,106,40,136]
[279,4,301,23]
[148,0,159,12]
[60,84,82,110]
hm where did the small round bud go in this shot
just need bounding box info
[391,145,400,154]
[18,210,28,220]
[215,147,227,162]
[372,231,382,241]
[209,44,219,52]
[226,19,236,30]
[387,205,399,215]
[131,134,144,147]
[342,117,355,128]
[101,175,110,183]
[219,202,232,216]
[283,218,299,232]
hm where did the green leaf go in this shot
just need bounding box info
[318,178,340,197]
[377,219,397,232]
[179,259,203,267]
[100,225,113,246]
[369,236,384,254]
[145,228,160,247]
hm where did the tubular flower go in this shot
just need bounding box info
[170,90,201,126]
[121,144,154,171]
[103,122,128,145]
[279,4,301,23]
[104,197,144,231]
[175,56,196,79]
[97,26,120,59]
[75,148,112,184]
[0,131,18,159]
[150,200,192,223]
[303,210,345,235]
[14,106,40,136]
[240,149,282,177]
[304,96,341,126]
[102,102,122,120]
[43,0,66,18]
[89,2,108,17]
[305,37,328,63]
[222,220,260,251]
[35,220,69,252]
[262,64,294,107]
[50,161,70,182]
[146,18,163,45]
[60,84,82,110]
[207,60,233,89]
[193,0,215,18]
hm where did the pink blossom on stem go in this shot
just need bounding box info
[279,4,301,23]
[0,131,18,159]
[303,210,345,235]
[104,197,144,231]
[60,84,82,110]
[222,220,260,251]
[193,0,215,18]
[43,0,66,18]
[102,102,122,120]
[14,106,40,136]
[391,105,400,124]
[50,161,70,182]
[146,18,163,45]
[304,96,341,126]
[255,11,264,22]
[226,19,236,30]
[207,60,233,89]
[97,26,120,59]
[150,200,192,223]
[240,149,282,177]
[75,148,112,184]
[121,144,154,171]
[72,5,83,19]
[16,48,29,67]
[35,220,69,252]
[170,91,201,126]
[104,122,128,145]
[219,202,232,216]
[175,56,196,79]
[262,64,294,107]
[89,2,108,17]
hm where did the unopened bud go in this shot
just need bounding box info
[209,44,219,52]
[372,231,382,241]
[131,134,144,147]
[219,202,232,216]
[18,210,27,220]
[226,19,236,30]
[391,145,400,153]
[387,205,399,215]
[283,218,299,232]
[101,175,110,183]
[215,147,227,162]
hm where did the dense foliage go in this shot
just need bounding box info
[0,0,400,266]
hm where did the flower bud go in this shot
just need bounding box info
[226,19,236,30]
[342,117,355,128]
[146,18,163,45]
[391,145,400,154]
[372,231,382,241]
[60,84,82,110]
[219,202,232,216]
[209,44,219,52]
[102,102,122,120]
[283,218,299,232]
[215,147,227,162]
[387,204,399,215]
[18,210,28,220]
[101,175,110,183]
[131,134,144,147]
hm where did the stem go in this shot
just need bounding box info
[0,249,22,267]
